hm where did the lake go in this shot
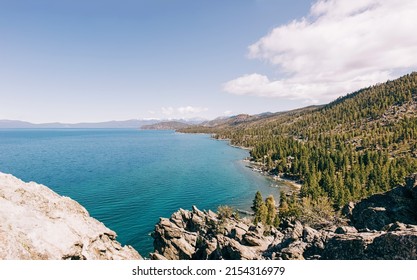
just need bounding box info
[0,129,283,256]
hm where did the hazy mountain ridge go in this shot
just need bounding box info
[180,105,323,133]
[0,119,158,129]
[0,118,205,129]
[141,121,194,130]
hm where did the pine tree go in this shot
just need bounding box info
[265,195,277,225]
[273,215,280,227]
[254,203,268,225]
[251,191,263,213]
[252,191,270,224]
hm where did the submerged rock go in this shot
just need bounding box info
[0,172,142,260]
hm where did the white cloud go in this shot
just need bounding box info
[224,0,417,102]
[161,107,175,116]
[177,106,208,114]
[161,106,208,116]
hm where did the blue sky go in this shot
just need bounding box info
[1,0,416,123]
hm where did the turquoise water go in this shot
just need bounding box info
[0,129,281,256]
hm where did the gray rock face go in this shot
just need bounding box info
[151,207,275,260]
[151,175,417,260]
[0,173,142,260]
[351,192,417,230]
[351,174,417,230]
[322,224,417,260]
[367,226,417,259]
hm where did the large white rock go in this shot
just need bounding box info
[0,172,142,260]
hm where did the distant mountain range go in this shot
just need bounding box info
[0,119,205,129]
[0,119,157,129]
[0,109,327,130]
[137,112,316,130]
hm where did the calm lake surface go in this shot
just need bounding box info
[0,129,283,256]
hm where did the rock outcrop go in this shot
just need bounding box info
[350,173,417,230]
[321,223,417,259]
[0,173,142,260]
[151,205,276,260]
[151,174,417,260]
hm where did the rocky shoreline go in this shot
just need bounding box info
[243,159,302,191]
[213,134,302,192]
[151,174,417,260]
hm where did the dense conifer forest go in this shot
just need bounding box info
[182,73,417,210]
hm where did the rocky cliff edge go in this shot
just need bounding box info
[0,172,142,260]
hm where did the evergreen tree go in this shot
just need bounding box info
[273,215,280,227]
[252,191,273,225]
[254,203,268,225]
[265,195,277,225]
[251,191,263,213]
[259,204,268,225]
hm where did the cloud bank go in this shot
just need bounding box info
[224,0,417,103]
[161,106,208,116]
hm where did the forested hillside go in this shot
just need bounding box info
[181,73,417,208]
